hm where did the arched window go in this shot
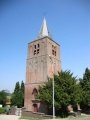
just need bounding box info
[32,88,38,98]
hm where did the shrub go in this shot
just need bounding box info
[0,107,5,114]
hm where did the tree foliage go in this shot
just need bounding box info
[14,82,20,94]
[0,90,9,106]
[21,81,24,95]
[38,70,83,116]
[21,81,25,106]
[11,81,25,108]
[80,68,90,107]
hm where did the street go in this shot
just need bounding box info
[0,115,20,120]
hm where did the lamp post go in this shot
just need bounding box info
[49,55,55,119]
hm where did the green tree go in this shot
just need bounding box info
[11,82,20,107]
[80,68,90,107]
[38,70,82,116]
[0,90,9,106]
[14,82,20,94]
[21,81,25,106]
[11,81,24,108]
[21,81,24,95]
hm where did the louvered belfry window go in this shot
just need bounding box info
[34,44,40,55]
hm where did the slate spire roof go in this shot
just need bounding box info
[38,17,51,38]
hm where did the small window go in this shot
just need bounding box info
[55,51,56,56]
[37,49,39,54]
[52,50,54,55]
[34,50,36,55]
[38,44,40,48]
[34,45,36,49]
[52,45,57,56]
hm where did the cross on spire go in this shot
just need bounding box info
[38,17,51,38]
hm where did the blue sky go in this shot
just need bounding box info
[0,0,90,92]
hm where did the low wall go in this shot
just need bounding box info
[22,108,53,119]
[9,107,53,119]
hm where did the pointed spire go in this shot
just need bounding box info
[38,17,51,38]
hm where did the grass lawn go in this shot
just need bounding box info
[20,117,42,120]
[20,114,90,120]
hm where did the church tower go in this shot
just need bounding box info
[24,18,61,113]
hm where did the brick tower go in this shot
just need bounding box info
[24,18,61,114]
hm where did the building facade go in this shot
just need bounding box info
[24,18,61,114]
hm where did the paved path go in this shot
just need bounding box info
[0,115,20,120]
